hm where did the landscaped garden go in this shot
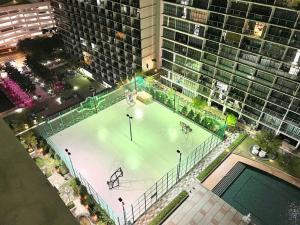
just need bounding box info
[0,63,34,108]
[19,131,115,225]
[143,77,232,138]
[234,131,300,179]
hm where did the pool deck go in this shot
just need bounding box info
[163,182,246,225]
[202,153,300,190]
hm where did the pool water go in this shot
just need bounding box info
[221,165,300,225]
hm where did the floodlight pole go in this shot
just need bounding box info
[134,72,137,93]
[126,114,133,141]
[118,197,127,225]
[177,150,182,181]
[93,91,97,113]
[65,148,76,176]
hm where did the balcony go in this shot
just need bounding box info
[243,21,266,38]
[228,1,248,17]
[225,16,245,33]
[221,32,241,48]
[240,37,262,54]
[265,26,291,45]
[248,4,271,22]
[209,0,228,13]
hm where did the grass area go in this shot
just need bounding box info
[234,137,300,179]
[149,191,189,225]
[197,133,248,182]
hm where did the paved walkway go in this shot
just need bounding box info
[203,153,300,190]
[134,133,241,225]
[163,182,245,225]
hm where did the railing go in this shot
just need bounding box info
[37,82,136,138]
[35,77,224,224]
[125,133,221,224]
[47,139,119,224]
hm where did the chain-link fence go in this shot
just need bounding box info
[46,138,119,223]
[35,77,223,224]
[37,82,137,138]
[141,79,227,139]
[125,133,221,224]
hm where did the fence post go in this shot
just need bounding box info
[59,112,64,129]
[155,182,158,201]
[185,157,188,173]
[166,172,169,190]
[144,193,147,211]
[131,204,135,222]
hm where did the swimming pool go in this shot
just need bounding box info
[221,164,300,225]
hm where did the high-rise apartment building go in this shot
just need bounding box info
[51,0,300,147]
[160,0,300,147]
[51,0,159,85]
[0,1,55,55]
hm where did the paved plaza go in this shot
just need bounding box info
[163,182,245,225]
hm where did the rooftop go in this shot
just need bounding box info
[0,118,78,225]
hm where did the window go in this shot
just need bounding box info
[175,55,186,66]
[162,39,174,51]
[175,20,190,33]
[175,43,188,55]
[188,36,203,49]
[175,32,188,44]
[187,48,201,61]
[163,28,175,40]
[164,4,177,16]
[162,50,173,61]
[186,59,201,71]
[189,9,208,24]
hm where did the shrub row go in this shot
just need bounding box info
[70,178,115,225]
[149,88,225,137]
[197,133,248,182]
[149,191,189,225]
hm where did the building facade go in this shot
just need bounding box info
[0,1,55,55]
[51,0,159,85]
[51,0,300,146]
[160,0,300,146]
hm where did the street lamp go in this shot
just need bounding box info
[126,114,133,141]
[118,197,127,225]
[177,150,182,181]
[65,148,75,176]
[92,91,97,113]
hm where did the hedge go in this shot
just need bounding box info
[197,133,248,182]
[149,191,189,225]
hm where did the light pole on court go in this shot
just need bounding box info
[126,114,133,141]
[118,197,127,225]
[177,149,182,181]
[65,148,76,176]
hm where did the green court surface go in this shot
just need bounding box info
[48,99,213,216]
[221,166,300,225]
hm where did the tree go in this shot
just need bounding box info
[20,131,38,150]
[226,114,237,128]
[181,106,187,115]
[187,110,195,120]
[194,113,201,124]
[255,131,281,154]
[192,96,207,109]
[4,63,35,92]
